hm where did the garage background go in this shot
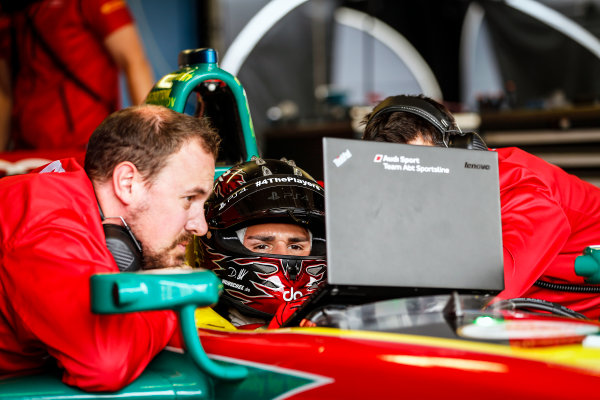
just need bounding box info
[126,0,600,184]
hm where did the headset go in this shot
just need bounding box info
[98,204,143,272]
[367,95,488,151]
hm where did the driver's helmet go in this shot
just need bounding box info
[198,157,327,320]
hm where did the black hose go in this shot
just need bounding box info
[493,297,588,320]
[535,279,600,293]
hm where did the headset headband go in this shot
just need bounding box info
[368,95,460,137]
[366,95,491,151]
[368,96,463,147]
[367,95,488,151]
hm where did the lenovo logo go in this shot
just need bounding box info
[464,162,490,170]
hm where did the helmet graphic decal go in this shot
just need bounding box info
[214,167,246,199]
[205,247,326,316]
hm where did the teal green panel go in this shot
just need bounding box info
[0,351,212,400]
[214,362,318,400]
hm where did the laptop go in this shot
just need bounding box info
[284,138,504,326]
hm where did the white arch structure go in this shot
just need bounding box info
[506,0,600,61]
[221,1,442,99]
[221,0,309,75]
[334,7,442,100]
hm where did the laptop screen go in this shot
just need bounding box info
[322,138,504,292]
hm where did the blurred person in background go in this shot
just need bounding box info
[0,0,153,151]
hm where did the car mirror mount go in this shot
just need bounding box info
[90,270,248,381]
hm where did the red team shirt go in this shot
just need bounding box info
[0,0,133,149]
[0,159,176,391]
[496,147,600,318]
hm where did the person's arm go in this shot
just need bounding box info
[0,10,12,152]
[0,56,11,151]
[3,216,176,392]
[497,179,571,299]
[104,24,154,105]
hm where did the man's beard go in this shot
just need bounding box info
[141,232,193,270]
[127,204,193,270]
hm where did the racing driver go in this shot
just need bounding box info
[192,157,327,329]
[0,105,220,391]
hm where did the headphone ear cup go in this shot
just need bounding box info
[448,132,488,151]
[469,132,488,151]
[103,224,142,272]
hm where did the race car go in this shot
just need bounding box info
[3,48,600,399]
[3,268,600,399]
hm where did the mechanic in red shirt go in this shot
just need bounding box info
[362,94,600,319]
[0,104,220,391]
[0,0,153,151]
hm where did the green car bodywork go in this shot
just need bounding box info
[145,48,260,178]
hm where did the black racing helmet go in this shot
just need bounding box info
[197,157,326,320]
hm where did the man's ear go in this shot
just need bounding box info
[111,161,138,205]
